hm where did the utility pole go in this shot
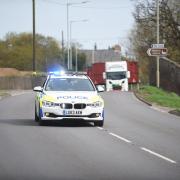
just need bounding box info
[92,49,94,64]
[156,0,160,88]
[75,44,78,72]
[67,0,70,70]
[70,20,72,70]
[32,0,36,72]
[61,30,65,67]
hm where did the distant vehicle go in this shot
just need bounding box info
[33,72,105,126]
[87,61,138,91]
[127,61,139,85]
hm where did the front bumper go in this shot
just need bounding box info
[40,106,104,121]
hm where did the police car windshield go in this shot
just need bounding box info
[45,78,95,91]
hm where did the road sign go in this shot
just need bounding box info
[147,48,168,56]
[151,44,164,48]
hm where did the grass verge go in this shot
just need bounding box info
[137,86,180,111]
[0,91,11,98]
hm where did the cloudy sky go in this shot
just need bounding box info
[0,0,135,49]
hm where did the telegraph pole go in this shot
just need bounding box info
[61,30,65,66]
[147,1,167,85]
[32,0,36,72]
[156,0,160,88]
[67,1,70,70]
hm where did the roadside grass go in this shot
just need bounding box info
[0,91,10,98]
[137,86,180,110]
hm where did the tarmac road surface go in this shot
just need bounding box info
[0,91,180,180]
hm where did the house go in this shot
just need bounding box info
[79,45,121,67]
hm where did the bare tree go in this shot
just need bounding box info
[129,0,180,83]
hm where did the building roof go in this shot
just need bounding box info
[79,49,121,66]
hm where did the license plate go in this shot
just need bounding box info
[63,110,82,115]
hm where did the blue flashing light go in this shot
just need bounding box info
[48,70,66,76]
[60,70,65,75]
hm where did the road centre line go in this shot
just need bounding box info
[97,128,177,164]
[141,147,177,164]
[109,132,132,144]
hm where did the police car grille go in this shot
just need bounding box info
[74,103,86,109]
[60,103,73,109]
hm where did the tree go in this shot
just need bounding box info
[129,0,180,83]
[0,32,63,72]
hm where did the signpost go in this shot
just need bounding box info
[147,42,168,88]
[147,48,168,57]
[151,44,164,48]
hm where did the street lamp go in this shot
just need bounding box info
[66,0,89,70]
[32,0,36,73]
[75,44,78,72]
[70,19,88,70]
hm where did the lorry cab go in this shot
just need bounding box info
[105,61,129,91]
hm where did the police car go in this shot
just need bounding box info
[33,72,105,126]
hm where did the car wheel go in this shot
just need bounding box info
[39,119,45,126]
[94,120,104,127]
[37,104,45,126]
[35,104,39,122]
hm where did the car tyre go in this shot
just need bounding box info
[39,119,45,126]
[38,109,45,126]
[94,120,104,127]
[36,104,45,126]
[35,104,39,122]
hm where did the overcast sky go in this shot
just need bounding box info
[0,0,135,50]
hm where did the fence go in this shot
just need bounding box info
[0,61,179,94]
[149,57,180,95]
[0,76,46,90]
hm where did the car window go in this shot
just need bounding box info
[45,78,95,91]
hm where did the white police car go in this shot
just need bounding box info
[33,72,104,126]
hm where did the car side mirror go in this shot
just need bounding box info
[96,85,105,92]
[33,86,43,92]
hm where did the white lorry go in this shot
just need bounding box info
[87,61,130,91]
[104,61,130,91]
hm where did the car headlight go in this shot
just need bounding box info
[88,101,103,108]
[42,101,55,107]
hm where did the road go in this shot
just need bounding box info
[0,91,180,180]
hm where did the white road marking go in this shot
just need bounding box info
[97,127,104,130]
[97,127,177,165]
[109,132,132,143]
[141,147,177,164]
